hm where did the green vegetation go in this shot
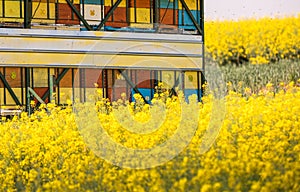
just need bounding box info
[218,60,300,93]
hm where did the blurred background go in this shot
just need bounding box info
[205,0,300,20]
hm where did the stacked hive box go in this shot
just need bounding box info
[32,68,54,104]
[159,0,178,26]
[57,68,74,103]
[0,0,23,24]
[128,0,178,29]
[178,0,201,31]
[129,70,155,102]
[80,0,103,26]
[129,0,151,28]
[104,0,128,28]
[31,0,56,24]
[107,70,126,101]
[0,68,23,105]
[127,0,200,32]
[56,0,80,25]
[184,71,201,98]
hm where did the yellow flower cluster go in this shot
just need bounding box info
[205,15,300,65]
[0,84,299,191]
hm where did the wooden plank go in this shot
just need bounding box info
[0,52,203,69]
[0,109,22,116]
[0,29,203,70]
[0,35,202,55]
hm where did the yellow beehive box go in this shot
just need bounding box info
[58,0,80,4]
[33,68,55,88]
[161,71,175,89]
[178,0,199,10]
[184,71,200,89]
[130,8,151,23]
[104,0,126,7]
[0,0,22,18]
[31,2,56,24]
[0,88,23,105]
[0,0,2,17]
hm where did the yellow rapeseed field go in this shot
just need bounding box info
[205,15,300,65]
[0,82,299,191]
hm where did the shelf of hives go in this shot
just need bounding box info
[0,28,203,71]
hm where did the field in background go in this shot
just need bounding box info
[205,15,300,65]
[220,60,300,94]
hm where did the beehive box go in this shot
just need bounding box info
[56,3,80,25]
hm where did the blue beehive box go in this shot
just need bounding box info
[178,10,201,30]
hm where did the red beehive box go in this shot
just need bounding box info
[56,3,80,25]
